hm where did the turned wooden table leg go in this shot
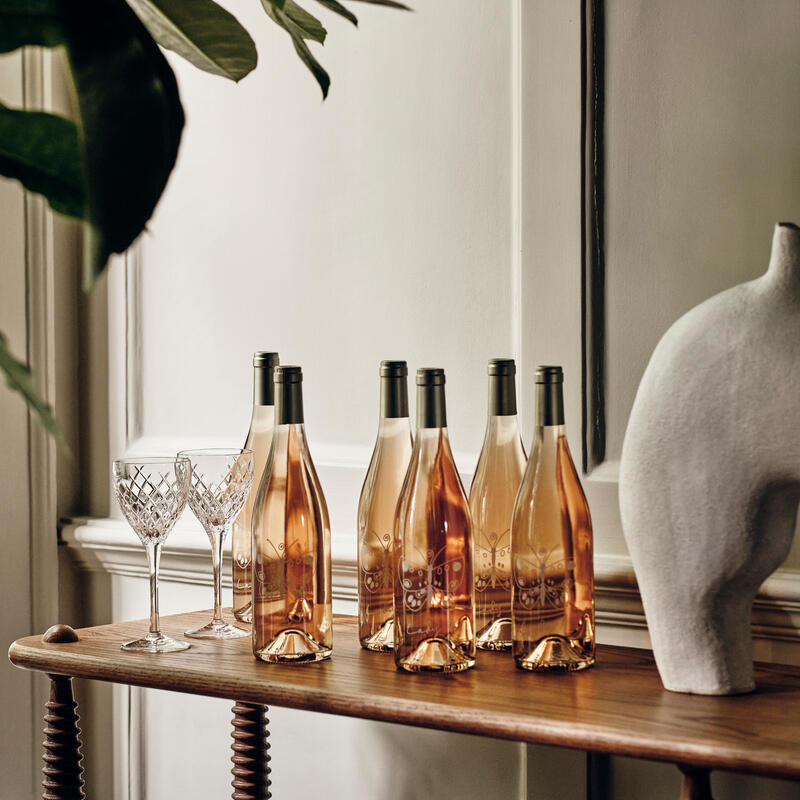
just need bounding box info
[231,702,271,800]
[678,764,713,800]
[41,625,85,800]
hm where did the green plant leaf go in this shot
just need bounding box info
[262,0,329,98]
[60,0,185,288]
[348,0,411,8]
[314,0,358,26]
[126,0,257,82]
[0,102,86,218]
[0,0,65,53]
[287,32,330,97]
[0,331,63,442]
[277,0,327,44]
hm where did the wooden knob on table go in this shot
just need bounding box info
[43,625,79,644]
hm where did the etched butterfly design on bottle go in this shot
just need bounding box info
[284,538,315,602]
[474,527,512,593]
[359,528,392,595]
[399,545,466,613]
[253,539,286,600]
[513,545,575,611]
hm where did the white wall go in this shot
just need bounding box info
[604,0,800,461]
[138,0,513,462]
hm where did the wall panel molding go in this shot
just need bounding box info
[581,0,606,472]
[61,516,360,604]
[21,47,62,800]
[124,244,143,446]
[22,48,60,639]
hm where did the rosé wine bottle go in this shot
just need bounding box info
[233,352,279,623]
[469,359,526,651]
[512,366,594,672]
[252,366,332,663]
[394,368,475,673]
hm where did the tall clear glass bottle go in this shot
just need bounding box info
[358,361,413,652]
[511,366,594,671]
[394,368,475,673]
[252,366,333,663]
[233,352,279,623]
[469,358,526,651]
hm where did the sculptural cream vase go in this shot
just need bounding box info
[620,222,800,695]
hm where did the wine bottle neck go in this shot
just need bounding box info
[484,414,522,446]
[416,383,447,429]
[534,423,566,443]
[380,375,409,419]
[488,373,517,416]
[253,365,276,406]
[414,425,451,455]
[535,381,565,426]
[273,420,307,447]
[250,404,274,427]
[275,381,304,425]
[377,416,412,439]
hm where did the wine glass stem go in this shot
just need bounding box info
[147,542,162,637]
[211,526,227,625]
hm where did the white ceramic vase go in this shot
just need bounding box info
[619,222,800,695]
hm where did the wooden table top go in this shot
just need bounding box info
[9,610,800,780]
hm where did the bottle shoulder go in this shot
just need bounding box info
[470,439,526,496]
[294,428,331,524]
[397,430,470,523]
[252,424,330,531]
[556,434,591,521]
[359,427,414,528]
[357,441,380,518]
[513,430,591,524]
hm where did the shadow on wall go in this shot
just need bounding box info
[609,756,800,800]
[358,721,522,800]
[267,707,523,800]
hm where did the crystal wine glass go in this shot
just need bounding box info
[112,457,192,653]
[179,448,254,639]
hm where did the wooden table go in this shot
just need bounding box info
[9,610,800,799]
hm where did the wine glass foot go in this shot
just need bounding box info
[121,633,190,653]
[184,620,250,639]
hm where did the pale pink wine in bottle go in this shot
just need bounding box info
[469,358,526,650]
[394,368,475,673]
[233,352,279,623]
[512,366,594,671]
[252,366,332,663]
[358,361,413,651]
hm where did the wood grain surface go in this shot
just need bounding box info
[8,611,800,781]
